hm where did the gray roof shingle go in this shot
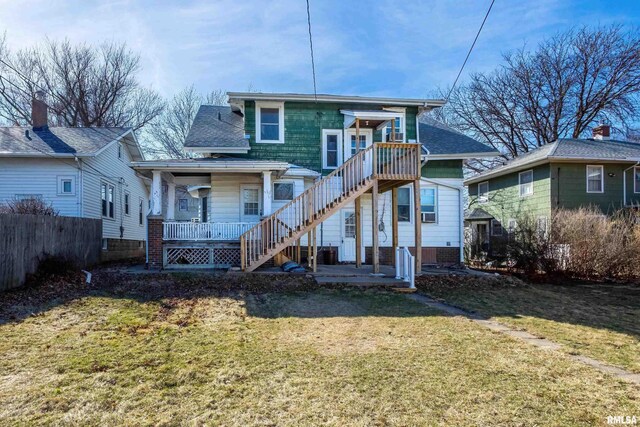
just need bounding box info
[465,138,640,184]
[0,126,131,157]
[418,117,499,157]
[184,105,249,150]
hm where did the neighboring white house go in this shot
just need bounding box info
[0,95,149,261]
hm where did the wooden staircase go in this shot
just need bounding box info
[240,142,421,271]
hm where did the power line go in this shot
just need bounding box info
[446,0,495,102]
[305,0,318,102]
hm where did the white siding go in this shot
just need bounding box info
[209,174,261,222]
[0,158,81,217]
[81,137,149,241]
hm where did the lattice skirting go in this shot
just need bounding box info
[163,244,240,268]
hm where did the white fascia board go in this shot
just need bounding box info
[131,160,289,173]
[464,158,550,185]
[92,128,136,158]
[228,92,446,108]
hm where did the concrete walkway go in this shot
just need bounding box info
[407,293,640,385]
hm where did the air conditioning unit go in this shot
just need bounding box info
[386,132,404,142]
[421,212,436,223]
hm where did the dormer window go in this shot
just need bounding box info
[256,101,284,143]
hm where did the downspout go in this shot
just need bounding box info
[76,157,83,217]
[623,161,640,208]
[458,186,464,264]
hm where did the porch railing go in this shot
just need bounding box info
[163,222,257,241]
[395,246,415,289]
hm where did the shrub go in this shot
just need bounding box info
[0,197,58,216]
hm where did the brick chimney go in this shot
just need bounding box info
[592,124,610,140]
[32,90,48,130]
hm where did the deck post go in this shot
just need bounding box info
[151,170,163,216]
[391,187,399,266]
[413,179,422,274]
[167,183,176,221]
[296,238,301,263]
[371,180,379,273]
[355,196,362,268]
[312,226,317,273]
[307,231,312,268]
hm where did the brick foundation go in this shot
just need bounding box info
[147,215,164,269]
[101,239,146,262]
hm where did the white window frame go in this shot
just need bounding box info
[101,181,115,219]
[322,129,342,169]
[586,165,604,193]
[178,198,189,211]
[519,170,534,197]
[397,186,413,223]
[57,176,75,196]
[420,187,437,223]
[382,107,406,142]
[124,191,131,216]
[255,101,285,144]
[272,180,295,202]
[635,166,640,194]
[139,197,144,226]
[117,143,123,160]
[478,181,489,204]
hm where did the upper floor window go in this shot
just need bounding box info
[397,187,411,222]
[586,165,603,193]
[256,101,284,143]
[273,182,294,201]
[101,182,115,218]
[420,188,437,223]
[124,191,130,215]
[117,143,122,159]
[635,167,640,194]
[519,170,534,197]
[322,130,342,169]
[478,181,489,203]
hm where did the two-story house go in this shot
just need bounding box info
[465,125,640,257]
[134,92,497,271]
[0,93,149,261]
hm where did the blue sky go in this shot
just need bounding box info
[1,0,639,99]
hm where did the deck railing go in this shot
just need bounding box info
[163,222,256,241]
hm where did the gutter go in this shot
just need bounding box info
[227,92,446,108]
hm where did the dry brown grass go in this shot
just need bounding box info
[0,272,638,426]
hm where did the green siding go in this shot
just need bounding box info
[468,164,552,224]
[422,160,463,179]
[550,162,640,213]
[237,101,419,173]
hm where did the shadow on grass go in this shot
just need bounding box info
[0,270,442,325]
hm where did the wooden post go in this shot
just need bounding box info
[355,196,362,268]
[307,231,312,268]
[296,238,301,264]
[371,180,379,273]
[355,118,360,153]
[312,226,317,273]
[391,187,399,266]
[391,116,396,143]
[413,179,422,274]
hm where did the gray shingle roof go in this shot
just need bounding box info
[184,105,249,150]
[465,138,640,184]
[465,208,494,221]
[0,127,131,157]
[419,117,499,157]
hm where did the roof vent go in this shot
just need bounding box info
[593,124,610,140]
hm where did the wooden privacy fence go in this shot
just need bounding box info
[0,214,102,291]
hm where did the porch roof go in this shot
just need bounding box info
[132,157,289,173]
[340,109,398,129]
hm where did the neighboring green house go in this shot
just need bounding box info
[464,125,640,257]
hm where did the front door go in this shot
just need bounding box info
[345,129,373,179]
[339,209,365,263]
[240,185,261,223]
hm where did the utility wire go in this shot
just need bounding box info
[305,0,318,102]
[446,0,495,102]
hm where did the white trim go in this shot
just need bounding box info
[478,181,489,204]
[381,107,406,142]
[240,184,262,222]
[586,165,604,193]
[229,92,445,107]
[635,166,640,194]
[56,175,76,196]
[255,101,285,144]
[419,186,437,224]
[519,170,534,197]
[344,128,373,160]
[272,180,295,202]
[132,160,289,173]
[124,191,131,216]
[101,181,116,219]
[321,129,342,169]
[396,186,413,224]
[424,152,501,160]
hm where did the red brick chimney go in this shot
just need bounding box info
[592,124,610,140]
[32,90,48,130]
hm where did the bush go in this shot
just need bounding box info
[0,197,58,216]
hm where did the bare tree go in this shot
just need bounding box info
[0,36,163,130]
[439,25,640,163]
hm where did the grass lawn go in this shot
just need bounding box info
[0,272,638,426]
[416,275,640,374]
